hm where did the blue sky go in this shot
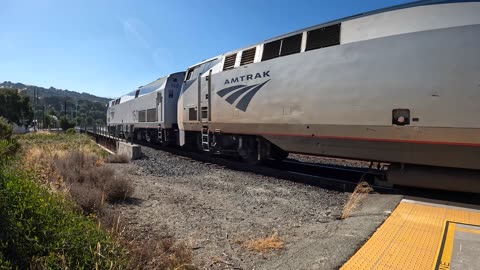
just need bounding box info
[0,0,409,98]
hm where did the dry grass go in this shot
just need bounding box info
[105,154,130,163]
[16,133,195,269]
[55,151,134,212]
[341,181,373,219]
[127,233,194,270]
[243,233,284,253]
[18,134,133,213]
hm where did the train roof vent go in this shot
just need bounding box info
[223,53,237,71]
[240,47,256,66]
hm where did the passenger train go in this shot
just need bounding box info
[107,0,480,193]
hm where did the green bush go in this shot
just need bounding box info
[0,117,12,140]
[0,136,128,269]
[59,117,75,131]
[0,140,20,158]
[0,169,128,269]
[66,128,76,135]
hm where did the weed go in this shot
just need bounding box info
[243,232,284,253]
[341,181,373,219]
[127,230,195,270]
[105,176,134,203]
[69,182,104,214]
[52,150,134,211]
[105,154,130,163]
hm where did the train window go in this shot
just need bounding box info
[280,34,302,56]
[261,40,281,61]
[115,98,120,105]
[138,110,146,122]
[135,89,140,98]
[306,23,341,51]
[223,53,237,71]
[201,106,208,119]
[189,107,197,121]
[240,47,256,66]
[392,109,410,126]
[186,68,195,80]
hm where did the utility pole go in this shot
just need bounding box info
[42,105,45,130]
[76,101,78,126]
[33,89,37,131]
[64,96,67,118]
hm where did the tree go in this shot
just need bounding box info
[59,116,75,131]
[0,116,12,140]
[0,89,33,127]
[43,114,53,129]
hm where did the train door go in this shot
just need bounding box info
[198,70,212,151]
[198,69,212,123]
[157,91,163,125]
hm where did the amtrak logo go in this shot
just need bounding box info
[216,79,270,112]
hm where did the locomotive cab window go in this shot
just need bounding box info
[306,23,341,51]
[186,68,195,80]
[280,34,302,56]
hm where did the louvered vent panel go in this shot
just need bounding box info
[240,47,256,66]
[147,108,157,122]
[138,110,146,122]
[223,53,237,71]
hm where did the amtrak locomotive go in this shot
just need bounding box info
[107,0,480,193]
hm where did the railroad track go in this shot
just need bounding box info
[85,129,480,205]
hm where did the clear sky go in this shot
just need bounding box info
[1,0,410,98]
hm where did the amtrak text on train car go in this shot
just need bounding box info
[224,71,270,85]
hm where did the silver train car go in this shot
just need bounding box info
[176,0,480,191]
[108,0,480,192]
[107,72,185,144]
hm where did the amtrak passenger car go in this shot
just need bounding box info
[107,72,185,144]
[177,0,480,171]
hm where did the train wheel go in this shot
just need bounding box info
[238,137,260,165]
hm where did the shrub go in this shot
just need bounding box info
[128,233,194,270]
[54,151,134,212]
[0,167,128,269]
[105,176,134,203]
[0,139,20,158]
[69,182,104,214]
[105,154,130,163]
[66,127,76,135]
[0,116,12,140]
[59,116,75,131]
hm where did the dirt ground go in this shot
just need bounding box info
[105,147,401,269]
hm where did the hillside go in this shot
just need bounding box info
[0,81,110,126]
[0,81,110,104]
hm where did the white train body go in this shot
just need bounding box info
[107,72,185,142]
[177,0,480,169]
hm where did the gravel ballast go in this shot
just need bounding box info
[106,146,401,269]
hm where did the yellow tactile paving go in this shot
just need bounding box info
[341,199,480,270]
